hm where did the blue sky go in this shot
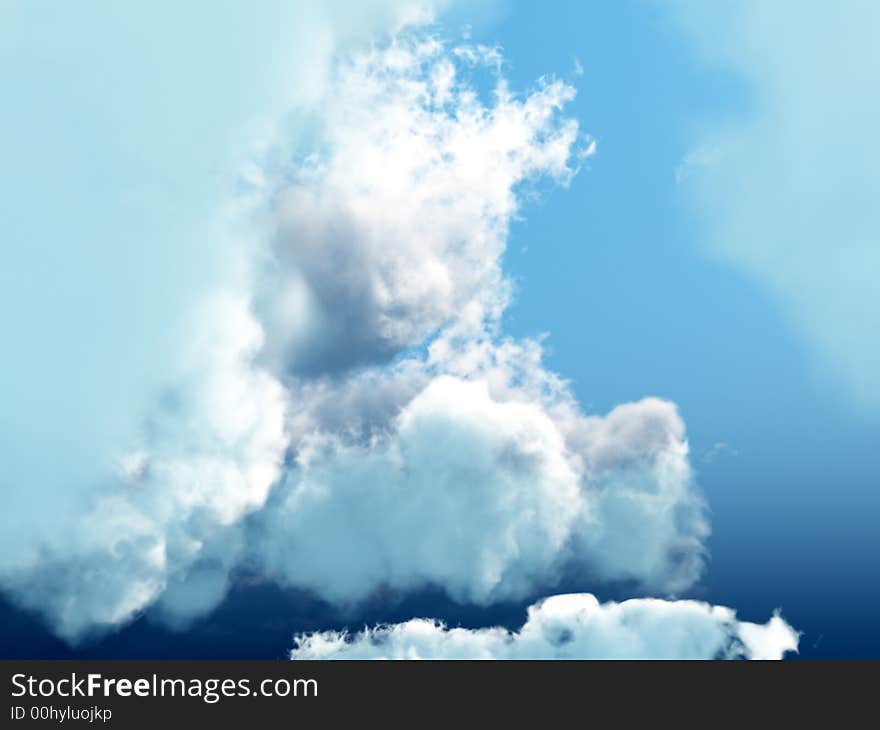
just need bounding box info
[1,1,877,658]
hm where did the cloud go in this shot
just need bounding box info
[701,441,738,464]
[0,295,287,640]
[668,0,880,410]
[0,1,440,642]
[257,364,706,606]
[258,375,583,605]
[290,592,799,659]
[0,15,732,650]
[250,36,706,607]
[565,398,707,594]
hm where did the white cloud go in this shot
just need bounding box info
[0,296,287,640]
[701,441,738,464]
[253,35,582,375]
[256,362,706,606]
[290,592,799,659]
[257,375,584,605]
[250,34,705,606]
[0,1,456,643]
[0,17,750,652]
[566,398,707,593]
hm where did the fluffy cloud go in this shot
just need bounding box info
[669,0,880,409]
[254,36,581,375]
[290,592,799,659]
[1,17,727,651]
[564,398,707,593]
[257,375,584,605]
[0,296,287,640]
[256,365,705,607]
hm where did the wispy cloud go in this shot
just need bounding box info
[670,0,880,411]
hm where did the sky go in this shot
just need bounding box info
[1,1,877,659]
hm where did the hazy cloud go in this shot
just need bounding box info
[1,15,725,648]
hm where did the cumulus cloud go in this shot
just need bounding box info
[565,398,707,593]
[254,35,580,375]
[290,592,799,659]
[258,375,584,605]
[1,14,731,651]
[0,296,287,640]
[257,364,706,606]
